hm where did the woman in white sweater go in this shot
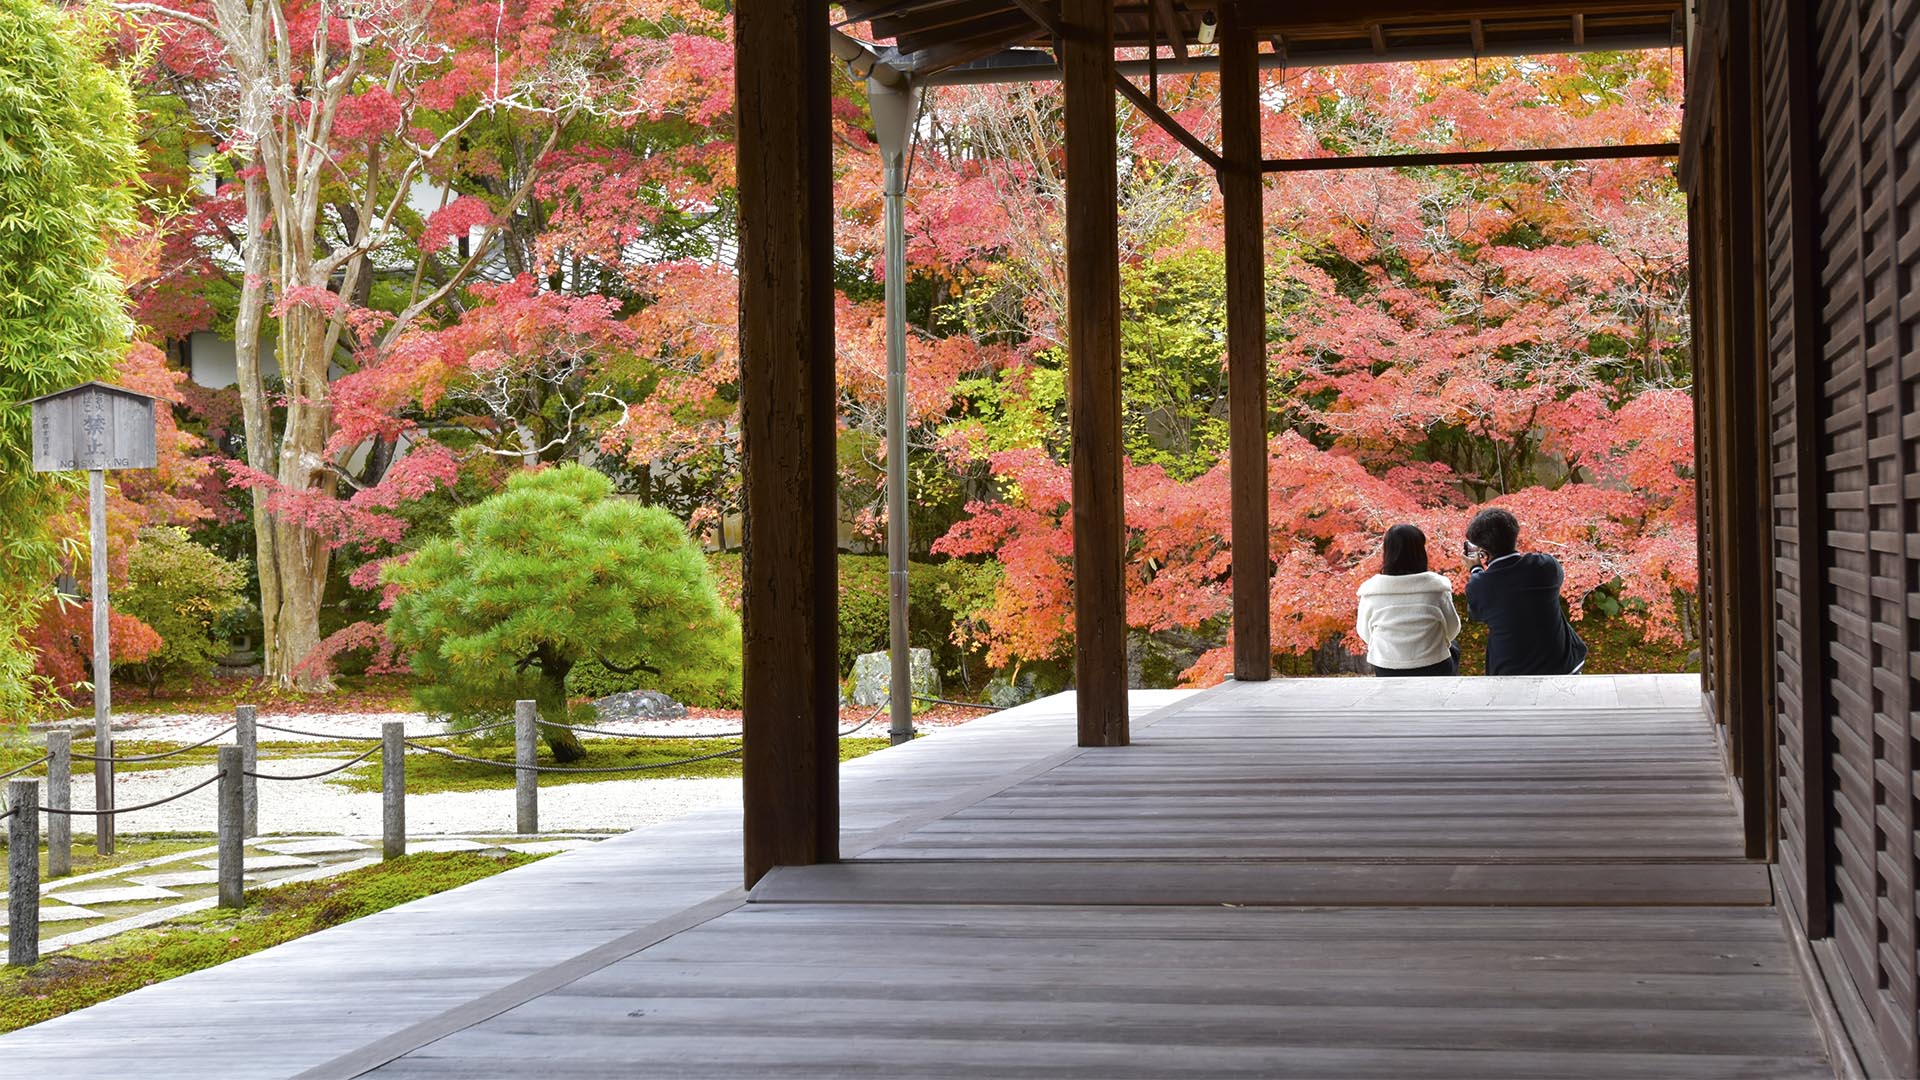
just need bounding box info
[1355,524,1461,676]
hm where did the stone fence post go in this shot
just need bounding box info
[383,722,405,860]
[7,779,39,967]
[45,730,70,879]
[516,700,538,835]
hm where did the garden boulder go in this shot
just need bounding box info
[593,689,689,723]
[849,649,940,707]
[985,670,1044,709]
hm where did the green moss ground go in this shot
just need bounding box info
[0,851,539,1034]
[332,736,896,795]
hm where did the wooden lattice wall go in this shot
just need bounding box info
[1718,0,1920,1072]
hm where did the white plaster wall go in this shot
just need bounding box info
[188,331,278,389]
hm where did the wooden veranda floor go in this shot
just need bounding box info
[0,677,1834,1078]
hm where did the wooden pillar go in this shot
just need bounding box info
[737,0,841,883]
[1220,9,1270,682]
[1061,0,1127,746]
[1720,3,1773,861]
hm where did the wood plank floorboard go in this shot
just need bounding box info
[862,680,1748,864]
[0,691,1195,1079]
[749,859,1774,906]
[369,903,1828,1079]
[0,677,1832,1079]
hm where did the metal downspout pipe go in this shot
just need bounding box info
[869,74,923,746]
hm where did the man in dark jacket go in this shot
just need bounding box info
[1463,508,1588,676]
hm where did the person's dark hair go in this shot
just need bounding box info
[1380,523,1429,576]
[1466,508,1521,557]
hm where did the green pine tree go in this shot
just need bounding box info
[385,464,742,761]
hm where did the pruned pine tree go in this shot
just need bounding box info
[384,464,740,762]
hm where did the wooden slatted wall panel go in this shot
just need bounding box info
[1760,0,1820,936]
[1810,1,1920,1069]
[1885,0,1920,1062]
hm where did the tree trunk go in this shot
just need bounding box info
[233,173,298,687]
[536,659,587,763]
[260,288,340,690]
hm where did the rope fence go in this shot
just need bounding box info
[5,689,1006,967]
[0,756,49,782]
[34,771,227,817]
[403,739,743,774]
[72,725,235,763]
[914,694,1008,712]
[511,717,745,740]
[254,716,521,742]
[244,745,382,782]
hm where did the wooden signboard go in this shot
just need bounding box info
[24,381,158,856]
[28,382,158,473]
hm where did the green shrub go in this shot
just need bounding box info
[114,528,247,689]
[385,465,741,760]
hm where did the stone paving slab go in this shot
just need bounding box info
[261,837,372,856]
[39,904,102,923]
[405,838,486,852]
[193,854,317,871]
[498,839,599,855]
[132,870,262,888]
[47,884,182,905]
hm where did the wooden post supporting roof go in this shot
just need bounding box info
[1703,0,1771,862]
[737,0,840,886]
[1061,0,1128,746]
[1220,8,1271,681]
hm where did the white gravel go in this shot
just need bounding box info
[92,710,749,744]
[39,702,961,836]
[65,755,741,835]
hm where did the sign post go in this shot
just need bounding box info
[89,467,111,851]
[29,382,158,855]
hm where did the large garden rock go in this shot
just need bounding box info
[985,670,1041,708]
[849,648,940,707]
[593,689,689,722]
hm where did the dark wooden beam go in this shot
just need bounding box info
[897,9,1038,53]
[1571,12,1586,43]
[1115,77,1224,169]
[1369,22,1387,53]
[1220,13,1271,683]
[1155,0,1188,59]
[1469,17,1485,53]
[1234,0,1681,34]
[1263,141,1679,172]
[1002,2,1222,191]
[1062,0,1128,747]
[1718,0,1770,864]
[737,0,840,887]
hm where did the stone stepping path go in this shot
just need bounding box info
[261,838,371,856]
[48,884,182,906]
[497,839,599,855]
[132,870,262,888]
[192,854,317,872]
[5,833,612,957]
[405,839,486,853]
[38,905,101,923]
